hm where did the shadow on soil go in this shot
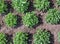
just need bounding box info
[25,0,35,13]
[14,15,22,28]
[33,14,43,29]
[43,0,54,13]
[6,1,13,13]
[28,33,33,44]
[0,25,1,29]
[6,34,13,44]
[48,31,54,44]
[2,1,14,16]
[48,0,54,9]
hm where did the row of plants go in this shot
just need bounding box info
[0,29,60,44]
[0,0,60,13]
[4,8,60,28]
[0,0,60,14]
[4,12,38,28]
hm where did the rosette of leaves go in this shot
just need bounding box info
[33,29,50,44]
[0,0,7,13]
[5,13,17,27]
[12,0,29,13]
[22,12,38,27]
[58,32,60,42]
[56,0,60,6]
[45,9,60,24]
[0,33,7,44]
[13,32,28,44]
[34,0,50,11]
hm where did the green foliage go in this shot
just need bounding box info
[5,13,17,27]
[13,32,28,44]
[34,0,50,11]
[12,0,29,13]
[0,33,7,44]
[45,9,60,24]
[33,29,50,44]
[0,0,7,13]
[56,0,60,6]
[22,12,38,27]
[58,32,60,42]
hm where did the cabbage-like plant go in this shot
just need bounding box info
[33,29,50,44]
[0,33,7,44]
[0,0,7,13]
[22,12,38,27]
[12,0,29,13]
[45,9,60,24]
[34,0,50,11]
[5,13,17,27]
[13,32,28,44]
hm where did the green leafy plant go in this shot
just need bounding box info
[45,9,60,24]
[12,0,29,13]
[22,12,38,27]
[0,0,7,13]
[56,0,60,6]
[58,32,60,42]
[33,29,50,44]
[13,32,28,44]
[34,0,50,11]
[0,33,7,44]
[5,13,17,27]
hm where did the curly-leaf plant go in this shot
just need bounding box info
[12,0,29,13]
[5,13,17,27]
[22,12,38,27]
[33,29,50,44]
[34,0,50,11]
[45,8,60,24]
[13,32,28,44]
[0,33,7,44]
[0,0,7,13]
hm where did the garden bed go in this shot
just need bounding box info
[0,0,60,44]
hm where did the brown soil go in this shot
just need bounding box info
[0,0,60,44]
